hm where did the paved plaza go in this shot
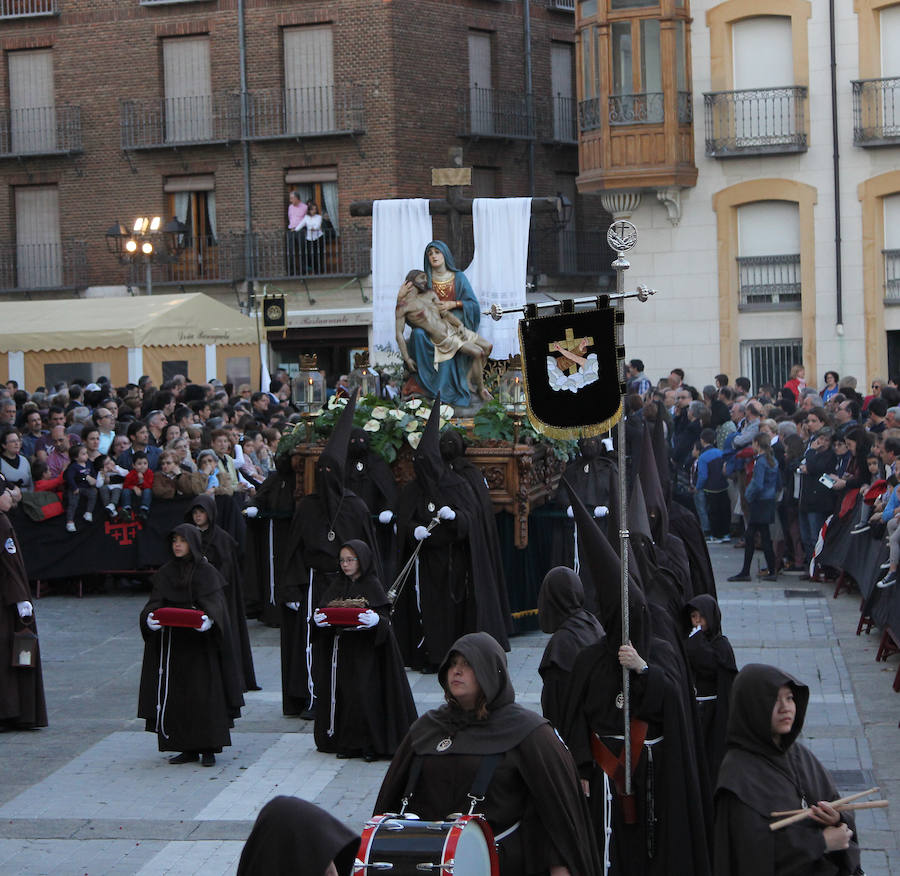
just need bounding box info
[0,542,898,875]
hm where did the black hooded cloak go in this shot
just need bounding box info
[312,538,417,758]
[137,524,243,754]
[683,594,737,785]
[375,632,602,876]
[393,400,510,669]
[237,795,361,876]
[715,664,862,876]
[537,566,605,730]
[186,493,258,692]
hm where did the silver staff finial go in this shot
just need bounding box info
[607,219,638,253]
[489,303,504,322]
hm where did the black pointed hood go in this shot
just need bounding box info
[316,389,358,517]
[628,472,653,541]
[639,423,668,544]
[564,477,650,652]
[412,395,447,496]
[651,409,671,502]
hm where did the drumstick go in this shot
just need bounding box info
[770,799,888,818]
[770,787,879,818]
[769,789,882,831]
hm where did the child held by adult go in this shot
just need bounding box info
[64,443,97,532]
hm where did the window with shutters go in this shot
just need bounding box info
[14,185,62,288]
[736,201,801,310]
[853,3,900,144]
[550,42,576,141]
[7,49,56,154]
[283,25,334,134]
[163,37,212,143]
[468,31,493,134]
[883,193,900,301]
[158,175,222,283]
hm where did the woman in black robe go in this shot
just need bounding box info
[683,594,737,785]
[311,538,416,760]
[537,566,604,730]
[374,632,602,876]
[137,523,243,766]
[0,480,47,730]
[237,795,360,876]
[715,664,861,875]
[186,493,259,692]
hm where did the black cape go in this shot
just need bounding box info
[137,524,243,753]
[375,632,602,876]
[312,538,417,757]
[715,664,862,876]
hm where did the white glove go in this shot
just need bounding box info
[313,610,330,628]
[16,601,33,618]
[285,601,301,611]
[414,525,431,541]
[146,612,162,632]
[197,614,213,632]
[601,438,614,452]
[357,609,379,628]
[243,506,259,518]
[566,505,574,519]
[593,505,609,518]
[378,510,394,524]
[437,505,456,521]
[689,625,703,638]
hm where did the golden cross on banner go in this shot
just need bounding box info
[549,328,594,373]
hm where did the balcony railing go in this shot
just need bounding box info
[529,229,617,278]
[0,240,87,293]
[242,85,365,141]
[704,86,808,157]
[126,235,243,286]
[246,229,371,280]
[609,92,663,125]
[120,93,239,150]
[853,77,900,146]
[0,0,57,18]
[737,254,801,309]
[459,86,535,139]
[0,105,82,157]
[140,0,214,4]
[549,0,575,9]
[885,249,900,301]
[543,95,577,143]
[578,97,603,132]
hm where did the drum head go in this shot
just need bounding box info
[448,818,493,874]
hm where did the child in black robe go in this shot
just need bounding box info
[715,664,861,875]
[311,538,416,760]
[137,524,243,766]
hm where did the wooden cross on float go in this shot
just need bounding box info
[549,328,594,373]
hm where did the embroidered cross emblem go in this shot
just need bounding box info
[549,328,594,373]
[105,520,142,546]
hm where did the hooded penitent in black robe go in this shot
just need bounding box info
[283,391,384,711]
[243,453,297,628]
[538,566,605,731]
[393,399,510,670]
[375,632,602,876]
[186,493,258,692]
[0,505,48,729]
[715,665,862,876]
[683,594,737,786]
[561,489,712,876]
[237,795,361,876]
[137,524,243,754]
[312,538,417,758]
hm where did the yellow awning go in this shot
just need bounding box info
[0,293,259,352]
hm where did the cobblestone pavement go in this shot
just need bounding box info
[0,541,897,874]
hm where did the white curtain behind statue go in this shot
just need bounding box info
[372,199,433,353]
[465,197,531,360]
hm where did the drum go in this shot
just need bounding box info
[355,814,499,875]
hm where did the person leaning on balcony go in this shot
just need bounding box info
[297,201,325,274]
[286,190,308,276]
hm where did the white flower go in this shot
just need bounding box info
[363,419,380,432]
[407,431,423,449]
[417,407,431,420]
[440,404,455,420]
[371,406,389,420]
[328,395,348,410]
[387,409,404,420]
[406,399,422,410]
[404,420,420,433]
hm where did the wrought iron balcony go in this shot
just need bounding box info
[549,0,575,10]
[0,240,87,293]
[242,85,365,141]
[139,0,214,5]
[120,93,239,150]
[884,249,900,302]
[578,97,603,132]
[459,87,535,139]
[245,229,371,281]
[704,86,808,157]
[0,0,57,18]
[126,235,243,286]
[737,254,801,310]
[609,92,663,125]
[853,78,900,146]
[529,229,616,278]
[0,105,82,157]
[543,95,577,143]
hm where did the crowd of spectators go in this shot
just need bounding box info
[0,371,304,531]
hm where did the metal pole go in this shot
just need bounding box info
[145,258,152,297]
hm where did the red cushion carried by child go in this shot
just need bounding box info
[318,606,364,627]
[153,607,205,628]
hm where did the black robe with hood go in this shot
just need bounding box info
[393,398,510,669]
[237,795,361,876]
[537,565,605,730]
[683,594,737,785]
[137,524,243,753]
[375,632,602,876]
[312,538,417,757]
[186,493,258,692]
[715,664,862,876]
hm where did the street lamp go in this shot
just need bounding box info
[105,216,188,295]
